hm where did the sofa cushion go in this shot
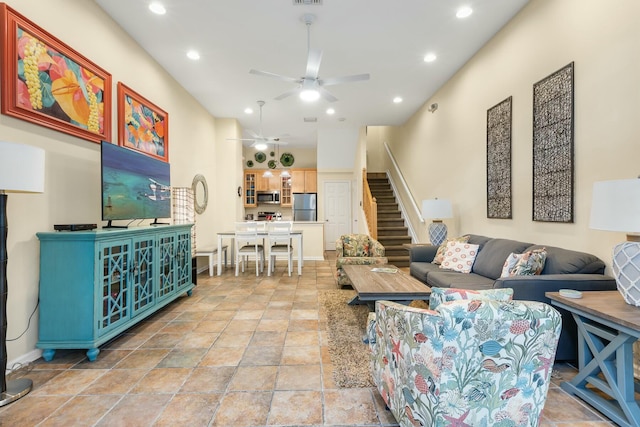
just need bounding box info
[439,242,479,273]
[510,248,547,276]
[472,238,533,280]
[427,271,495,290]
[340,234,372,257]
[466,234,493,249]
[525,245,606,274]
[432,235,470,264]
[409,262,442,283]
[500,252,523,277]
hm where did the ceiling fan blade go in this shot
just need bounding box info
[319,73,370,87]
[246,129,260,139]
[274,88,300,101]
[226,138,257,141]
[304,48,322,80]
[318,87,338,103]
[249,69,300,84]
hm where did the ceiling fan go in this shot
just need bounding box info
[226,100,287,149]
[249,13,370,103]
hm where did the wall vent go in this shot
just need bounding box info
[303,117,318,122]
[293,0,322,5]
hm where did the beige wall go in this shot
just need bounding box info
[377,0,640,270]
[2,0,238,366]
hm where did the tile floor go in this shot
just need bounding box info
[0,252,616,426]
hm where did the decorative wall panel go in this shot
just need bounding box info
[486,96,512,219]
[532,62,574,223]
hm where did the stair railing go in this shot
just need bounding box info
[383,143,420,242]
[362,168,378,239]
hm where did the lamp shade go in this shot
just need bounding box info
[421,199,453,220]
[0,141,44,193]
[589,179,640,233]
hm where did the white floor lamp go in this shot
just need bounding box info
[0,141,44,406]
[590,179,640,306]
[421,198,453,246]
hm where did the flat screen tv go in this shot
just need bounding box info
[101,141,171,227]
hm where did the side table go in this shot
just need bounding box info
[546,290,640,427]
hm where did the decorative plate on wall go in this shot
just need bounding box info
[268,160,277,169]
[280,152,294,167]
[255,152,266,163]
[246,160,254,167]
[270,151,275,157]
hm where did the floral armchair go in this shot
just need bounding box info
[367,288,561,427]
[335,234,388,288]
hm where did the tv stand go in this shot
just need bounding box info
[36,225,194,361]
[102,220,127,229]
[151,218,169,226]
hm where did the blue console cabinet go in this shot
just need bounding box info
[36,225,194,361]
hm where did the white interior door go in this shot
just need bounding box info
[324,181,351,250]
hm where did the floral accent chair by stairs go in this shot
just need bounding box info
[367,288,562,427]
[335,233,388,288]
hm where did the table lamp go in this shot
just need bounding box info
[421,198,453,246]
[0,141,44,406]
[589,179,640,306]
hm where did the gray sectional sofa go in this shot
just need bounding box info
[408,234,617,361]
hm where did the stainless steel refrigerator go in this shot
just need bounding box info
[293,193,317,221]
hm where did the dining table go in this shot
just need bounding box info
[216,229,304,276]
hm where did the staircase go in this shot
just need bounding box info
[367,173,411,267]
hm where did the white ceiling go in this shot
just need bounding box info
[94,0,529,148]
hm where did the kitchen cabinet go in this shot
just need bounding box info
[36,225,194,361]
[291,169,317,193]
[246,170,285,206]
[281,175,292,206]
[244,171,257,207]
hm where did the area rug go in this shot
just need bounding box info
[319,289,375,388]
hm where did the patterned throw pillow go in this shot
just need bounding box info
[432,234,470,264]
[503,248,547,276]
[500,252,524,278]
[439,241,480,273]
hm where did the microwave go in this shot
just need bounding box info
[257,191,280,204]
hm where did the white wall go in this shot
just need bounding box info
[378,0,640,270]
[2,0,237,366]
[317,127,359,169]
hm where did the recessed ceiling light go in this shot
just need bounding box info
[244,108,253,114]
[393,97,403,104]
[456,6,473,18]
[148,2,166,15]
[326,108,335,115]
[186,50,200,60]
[424,53,437,63]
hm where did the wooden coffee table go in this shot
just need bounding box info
[343,264,431,306]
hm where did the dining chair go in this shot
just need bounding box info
[234,222,264,276]
[267,221,293,276]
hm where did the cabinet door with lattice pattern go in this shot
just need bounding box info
[131,235,156,316]
[175,229,192,291]
[157,232,177,301]
[97,240,131,336]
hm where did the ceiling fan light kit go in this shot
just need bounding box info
[249,13,370,103]
[300,89,320,102]
[226,100,288,148]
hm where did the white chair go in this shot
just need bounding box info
[267,221,293,276]
[235,222,264,276]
